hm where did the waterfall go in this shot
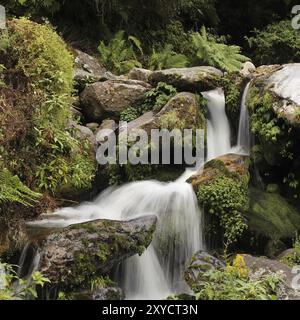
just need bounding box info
[24,88,233,300]
[235,82,251,154]
[203,88,231,161]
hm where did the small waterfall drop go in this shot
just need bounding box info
[203,88,231,160]
[24,88,233,300]
[236,82,251,154]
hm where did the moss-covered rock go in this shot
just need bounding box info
[149,66,223,92]
[246,188,300,241]
[33,215,157,290]
[189,154,250,248]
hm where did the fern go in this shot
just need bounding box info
[149,44,188,70]
[98,30,142,75]
[191,26,249,72]
[0,169,40,206]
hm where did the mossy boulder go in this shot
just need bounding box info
[0,18,97,208]
[246,188,300,241]
[32,215,157,289]
[189,154,250,248]
[149,66,223,92]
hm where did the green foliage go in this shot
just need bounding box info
[9,18,73,95]
[246,20,300,65]
[98,30,142,75]
[248,89,282,143]
[149,44,188,70]
[190,26,249,72]
[120,82,177,122]
[193,255,283,300]
[222,72,245,131]
[142,82,177,113]
[280,234,300,267]
[0,262,50,300]
[120,107,140,123]
[0,169,40,206]
[0,18,96,200]
[197,174,248,248]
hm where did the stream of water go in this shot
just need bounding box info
[24,88,236,300]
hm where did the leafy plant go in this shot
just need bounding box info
[149,44,188,70]
[0,262,50,300]
[246,20,300,65]
[190,26,249,72]
[193,255,284,300]
[0,169,40,206]
[197,172,248,249]
[142,82,177,113]
[98,30,142,75]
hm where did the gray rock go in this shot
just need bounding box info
[149,66,223,91]
[128,68,153,83]
[69,120,96,146]
[73,49,115,89]
[243,254,299,299]
[34,215,157,288]
[80,79,151,121]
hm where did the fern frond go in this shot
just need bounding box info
[0,169,41,207]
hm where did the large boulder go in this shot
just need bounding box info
[243,188,300,256]
[249,63,300,126]
[31,215,157,288]
[73,49,115,89]
[80,79,151,122]
[121,92,206,135]
[149,66,223,92]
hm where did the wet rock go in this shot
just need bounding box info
[184,251,225,288]
[80,79,151,122]
[86,123,100,131]
[35,215,157,288]
[149,66,223,92]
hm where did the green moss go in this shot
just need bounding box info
[246,188,300,240]
[222,72,245,133]
[197,161,249,249]
[0,18,96,204]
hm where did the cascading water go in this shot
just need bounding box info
[235,82,251,154]
[203,89,231,161]
[23,88,233,300]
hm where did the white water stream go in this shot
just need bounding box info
[25,88,235,300]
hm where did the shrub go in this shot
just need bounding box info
[190,26,249,72]
[197,173,248,248]
[98,30,142,75]
[149,44,188,70]
[246,20,300,65]
[0,18,96,203]
[0,262,50,300]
